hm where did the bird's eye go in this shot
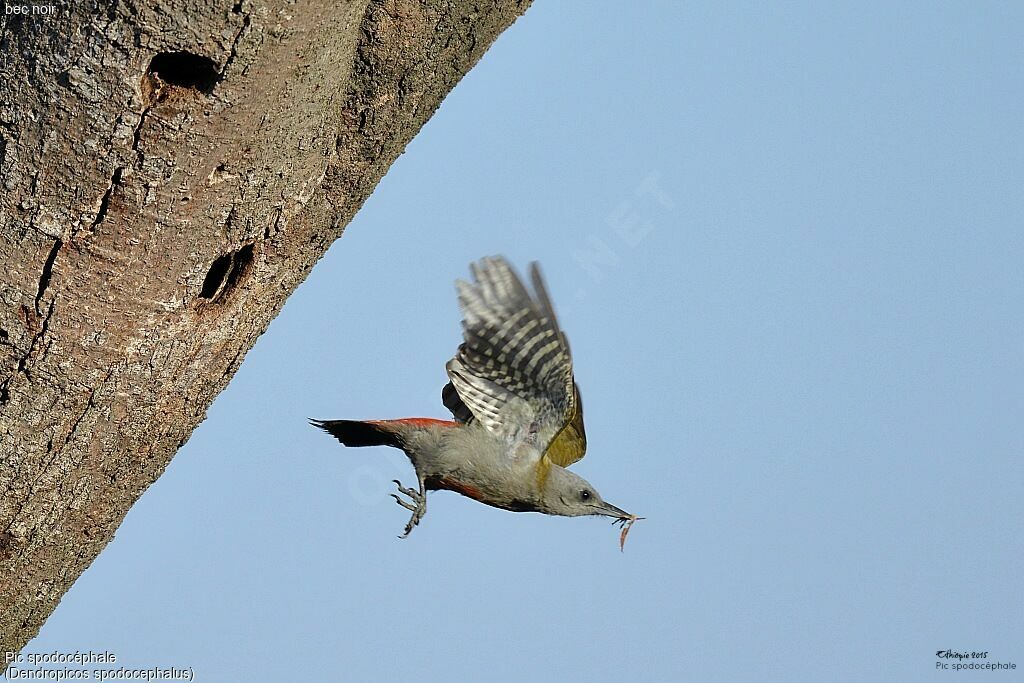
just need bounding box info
[579,489,592,501]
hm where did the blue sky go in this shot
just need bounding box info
[15,2,1023,681]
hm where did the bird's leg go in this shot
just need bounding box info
[390,474,427,538]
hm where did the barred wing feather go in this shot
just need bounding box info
[442,257,587,467]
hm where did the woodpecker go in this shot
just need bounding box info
[311,256,639,545]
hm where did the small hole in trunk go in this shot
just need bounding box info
[148,52,219,94]
[199,244,254,302]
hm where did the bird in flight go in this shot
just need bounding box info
[312,256,640,548]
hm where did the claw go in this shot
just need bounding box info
[391,477,427,538]
[390,493,417,512]
[393,479,422,500]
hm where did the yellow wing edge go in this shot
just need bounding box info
[535,389,587,490]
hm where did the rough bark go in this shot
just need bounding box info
[0,0,530,657]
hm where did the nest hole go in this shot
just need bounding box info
[148,51,219,94]
[200,244,253,302]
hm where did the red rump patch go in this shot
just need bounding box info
[370,418,459,429]
[394,417,459,428]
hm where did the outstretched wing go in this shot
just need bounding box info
[443,256,587,469]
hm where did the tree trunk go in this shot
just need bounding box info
[0,0,529,657]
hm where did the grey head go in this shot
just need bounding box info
[538,465,633,521]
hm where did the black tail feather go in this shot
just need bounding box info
[309,419,402,448]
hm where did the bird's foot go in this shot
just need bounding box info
[390,479,426,538]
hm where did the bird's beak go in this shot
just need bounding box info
[593,501,632,520]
